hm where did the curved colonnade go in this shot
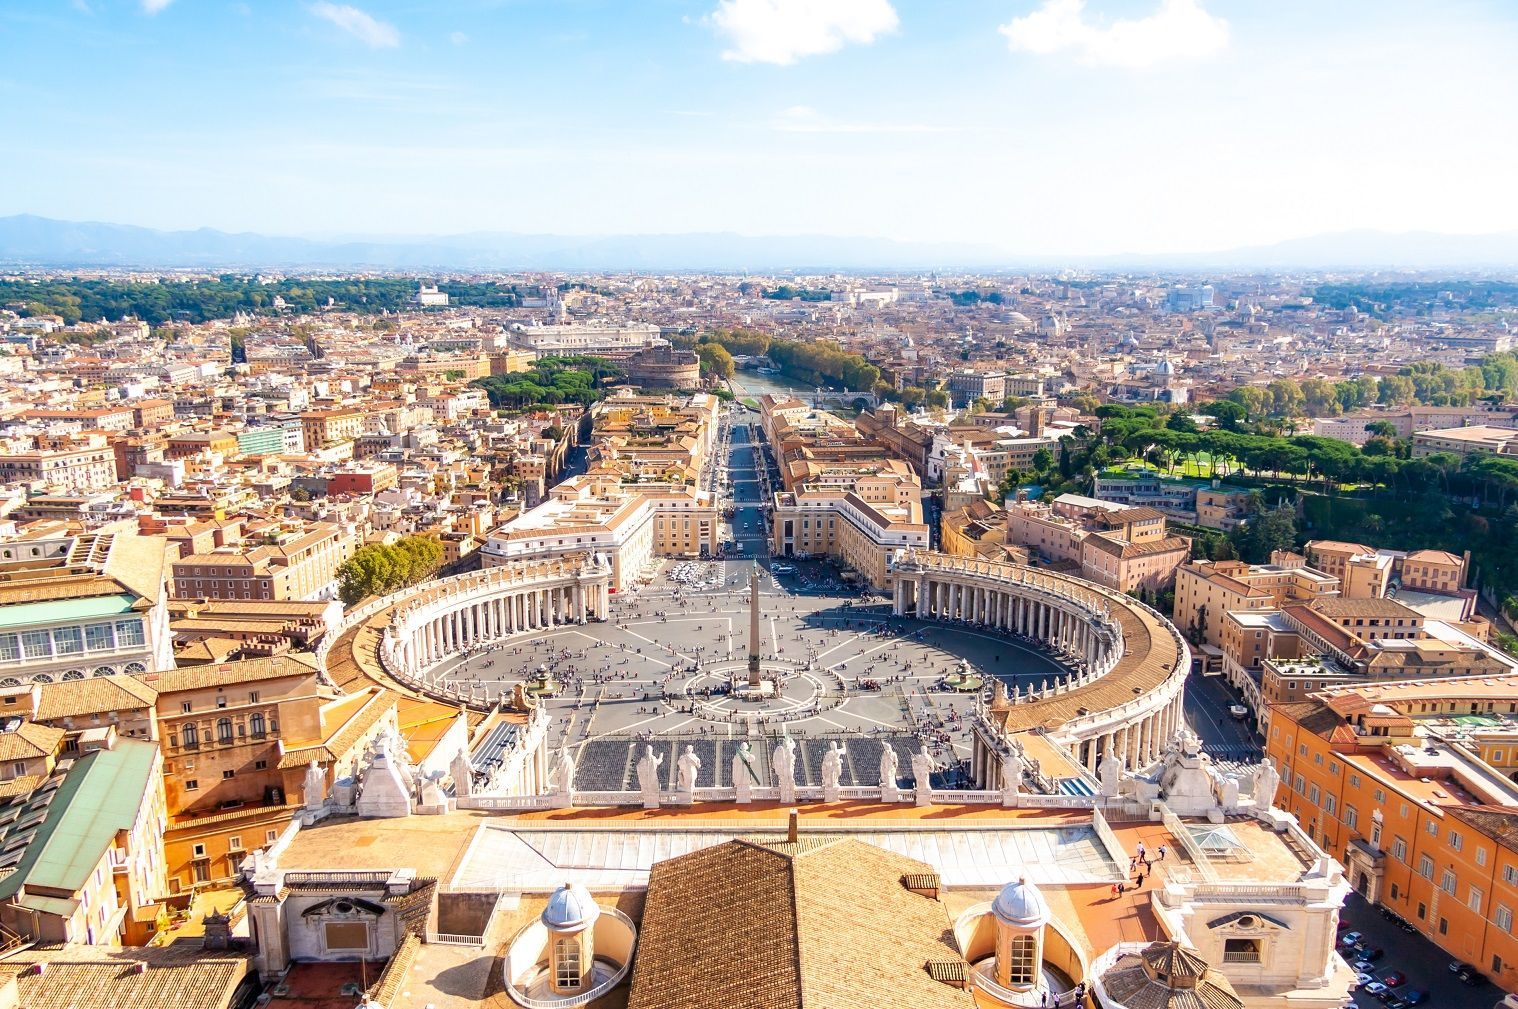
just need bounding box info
[376,553,614,696]
[317,547,1187,798]
[890,551,1189,787]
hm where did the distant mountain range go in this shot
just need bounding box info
[1,214,1516,272]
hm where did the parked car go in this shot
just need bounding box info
[1381,971,1407,988]
[1449,961,1487,985]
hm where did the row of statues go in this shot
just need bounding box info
[547,729,1282,813]
[552,738,944,808]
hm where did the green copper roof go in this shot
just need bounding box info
[0,594,137,630]
[0,738,157,900]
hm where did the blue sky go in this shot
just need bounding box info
[2,0,1516,254]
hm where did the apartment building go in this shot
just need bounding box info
[0,529,174,685]
[171,521,356,601]
[1006,495,1190,594]
[1306,540,1468,601]
[1173,558,1340,649]
[300,409,364,451]
[770,467,929,587]
[1412,425,1518,458]
[1092,468,1253,530]
[482,475,718,590]
[0,437,117,493]
[0,730,166,946]
[1267,678,1518,991]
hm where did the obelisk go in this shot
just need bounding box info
[747,564,762,684]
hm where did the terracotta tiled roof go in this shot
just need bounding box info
[0,721,64,762]
[278,689,394,769]
[147,653,320,694]
[988,593,1181,734]
[1446,806,1518,856]
[626,837,972,1009]
[1099,942,1242,1009]
[34,675,158,721]
[2,943,252,1009]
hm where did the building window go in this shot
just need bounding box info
[21,630,51,659]
[53,627,82,655]
[1223,938,1262,964]
[554,938,581,989]
[1007,934,1038,986]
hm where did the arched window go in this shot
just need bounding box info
[554,937,581,990]
[1007,934,1037,986]
[182,723,199,747]
[217,718,234,744]
[250,713,266,738]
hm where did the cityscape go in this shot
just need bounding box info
[2,3,1518,1009]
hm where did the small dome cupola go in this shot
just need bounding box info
[542,882,600,934]
[992,876,1050,930]
[991,877,1050,992]
[542,882,600,996]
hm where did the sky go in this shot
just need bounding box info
[2,0,1517,256]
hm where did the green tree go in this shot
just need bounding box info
[697,342,736,379]
[336,536,445,606]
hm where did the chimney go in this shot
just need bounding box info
[202,912,232,950]
[787,809,799,844]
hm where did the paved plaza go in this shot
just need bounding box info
[424,403,1251,790]
[430,559,1070,787]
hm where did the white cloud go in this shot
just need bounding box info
[309,2,401,49]
[141,0,174,13]
[706,0,898,66]
[999,0,1228,69]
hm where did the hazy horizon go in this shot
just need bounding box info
[4,1,1517,257]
